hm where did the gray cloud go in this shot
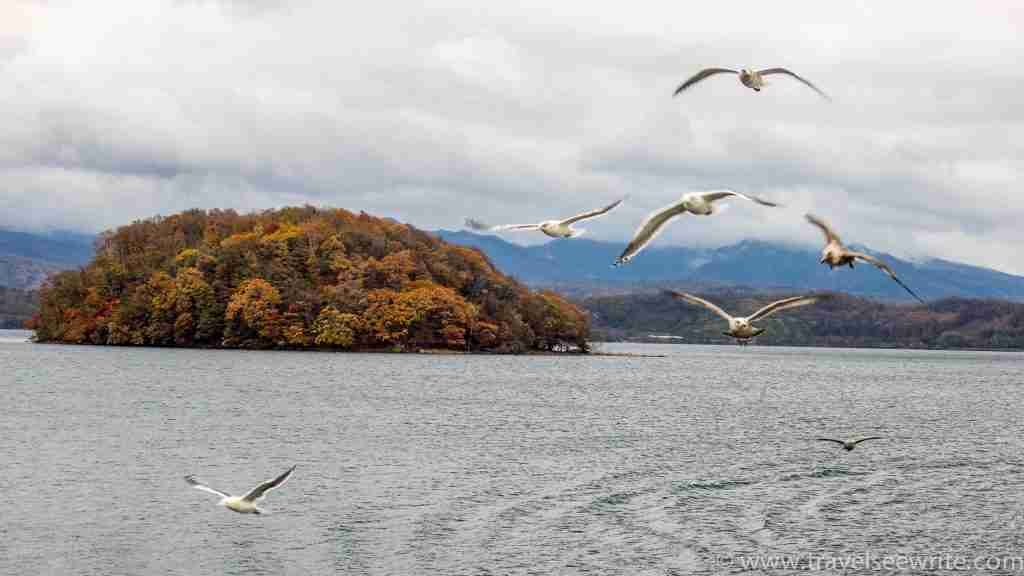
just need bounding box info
[0,1,1022,273]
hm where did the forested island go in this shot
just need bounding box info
[585,290,1024,349]
[30,207,590,353]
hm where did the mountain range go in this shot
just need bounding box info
[436,230,1024,302]
[0,229,95,290]
[4,225,1024,304]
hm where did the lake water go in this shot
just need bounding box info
[3,328,1024,575]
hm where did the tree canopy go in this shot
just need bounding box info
[31,206,590,352]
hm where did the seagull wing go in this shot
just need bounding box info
[804,213,842,245]
[614,201,688,265]
[665,290,734,322]
[185,475,231,499]
[748,294,827,322]
[673,68,738,96]
[815,438,846,446]
[848,252,926,304]
[560,197,626,226]
[465,218,540,232]
[851,436,884,445]
[758,67,831,101]
[242,465,296,502]
[701,190,779,207]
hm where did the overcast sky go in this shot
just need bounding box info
[1,1,1022,272]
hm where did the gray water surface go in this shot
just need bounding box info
[2,330,1024,575]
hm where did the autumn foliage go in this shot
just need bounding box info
[31,206,590,352]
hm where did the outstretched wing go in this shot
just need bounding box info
[758,67,831,101]
[242,465,296,502]
[804,213,842,245]
[851,436,884,445]
[673,68,738,96]
[748,294,825,322]
[849,252,925,304]
[560,197,626,226]
[185,475,231,499]
[815,438,846,446]
[614,202,688,265]
[701,190,779,207]
[464,218,539,232]
[665,290,733,322]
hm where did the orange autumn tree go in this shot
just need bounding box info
[33,206,591,353]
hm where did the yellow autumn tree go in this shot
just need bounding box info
[313,306,362,348]
[363,281,477,350]
[223,278,282,347]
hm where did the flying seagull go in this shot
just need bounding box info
[816,437,883,451]
[185,465,296,514]
[465,198,625,239]
[674,67,831,100]
[666,290,826,343]
[805,213,925,304]
[614,190,777,265]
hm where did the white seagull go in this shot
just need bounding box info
[816,437,883,452]
[185,465,296,514]
[666,290,826,343]
[615,190,777,265]
[465,198,625,239]
[674,67,831,100]
[805,214,925,304]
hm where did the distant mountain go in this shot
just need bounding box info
[435,231,1024,302]
[0,229,95,290]
[0,229,95,265]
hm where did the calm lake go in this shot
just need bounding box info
[2,328,1024,575]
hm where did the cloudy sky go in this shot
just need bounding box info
[1,1,1022,272]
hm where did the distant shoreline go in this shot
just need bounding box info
[598,339,1024,353]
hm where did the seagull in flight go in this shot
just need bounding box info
[674,67,831,100]
[816,437,884,451]
[666,290,826,343]
[805,214,925,304]
[615,190,777,265]
[465,198,625,239]
[185,465,296,514]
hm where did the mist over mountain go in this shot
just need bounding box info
[436,230,1024,302]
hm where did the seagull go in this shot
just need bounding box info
[185,465,296,514]
[465,198,625,239]
[674,67,831,100]
[614,190,777,265]
[666,290,825,343]
[816,437,883,451]
[805,214,925,304]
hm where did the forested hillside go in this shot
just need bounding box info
[0,287,37,329]
[584,291,1024,349]
[31,207,589,352]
